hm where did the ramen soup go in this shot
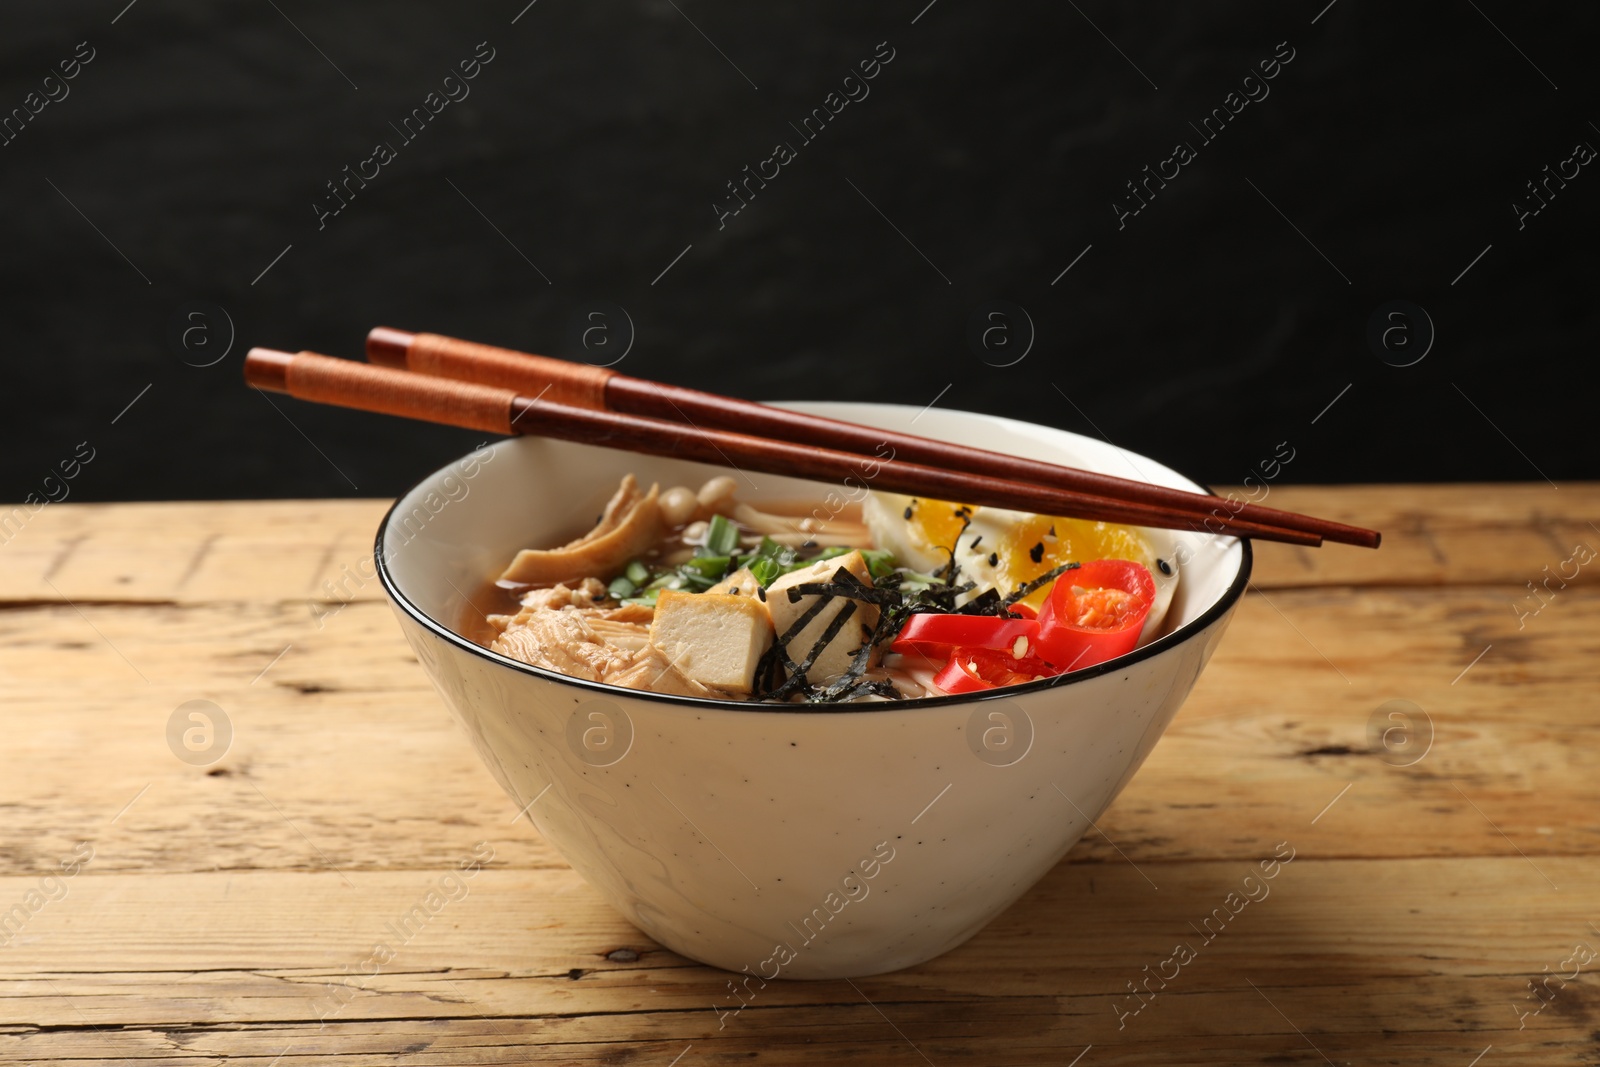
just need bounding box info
[475,474,1181,703]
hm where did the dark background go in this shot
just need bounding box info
[3,1,1592,502]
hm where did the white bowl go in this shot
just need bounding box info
[376,403,1250,980]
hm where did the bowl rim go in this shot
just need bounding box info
[374,408,1254,714]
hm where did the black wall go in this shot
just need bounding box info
[3,1,1593,502]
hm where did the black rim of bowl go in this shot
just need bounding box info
[374,439,1254,715]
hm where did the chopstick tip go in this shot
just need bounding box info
[243,347,294,392]
[1326,528,1383,549]
[367,326,415,368]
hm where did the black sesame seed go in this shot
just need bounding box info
[1157,558,1172,576]
[1028,542,1045,563]
[970,535,983,549]
[903,505,914,520]
[757,587,767,602]
[988,552,1000,567]
[1048,524,1056,538]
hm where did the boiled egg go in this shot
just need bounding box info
[862,491,1180,644]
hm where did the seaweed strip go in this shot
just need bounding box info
[1001,561,1079,607]
[786,575,901,607]
[760,599,859,702]
[753,593,838,698]
[953,588,1007,616]
[817,675,903,703]
[813,599,905,702]
[785,567,878,601]
[936,512,973,587]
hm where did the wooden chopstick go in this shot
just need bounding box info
[245,348,1324,547]
[367,327,1379,549]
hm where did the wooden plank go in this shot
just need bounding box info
[1245,483,1600,590]
[2,487,1596,608]
[0,859,1588,1062]
[0,1019,1566,1067]
[0,499,385,607]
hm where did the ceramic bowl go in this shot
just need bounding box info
[376,402,1250,980]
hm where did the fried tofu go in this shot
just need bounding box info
[707,566,766,601]
[766,551,881,686]
[648,589,774,694]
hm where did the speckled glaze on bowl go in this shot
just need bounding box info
[376,403,1250,979]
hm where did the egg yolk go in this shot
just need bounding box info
[1003,515,1149,609]
[908,501,1150,610]
[904,499,974,568]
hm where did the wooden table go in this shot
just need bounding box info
[2,486,1594,1065]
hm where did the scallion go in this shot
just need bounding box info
[747,555,781,587]
[681,555,733,584]
[701,513,740,557]
[860,549,897,578]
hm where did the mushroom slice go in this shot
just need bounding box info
[499,475,664,585]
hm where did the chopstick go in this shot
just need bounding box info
[245,348,1325,547]
[367,327,1379,549]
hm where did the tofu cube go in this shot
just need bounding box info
[765,551,881,685]
[707,566,766,600]
[648,589,774,694]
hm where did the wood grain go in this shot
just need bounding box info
[1,486,1595,1064]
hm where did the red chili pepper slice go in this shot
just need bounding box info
[1033,559,1155,671]
[932,647,1060,693]
[932,654,995,693]
[891,613,1038,661]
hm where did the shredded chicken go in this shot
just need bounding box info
[490,609,635,681]
[489,579,610,631]
[498,475,664,585]
[605,648,721,698]
[488,579,737,699]
[586,618,651,652]
[487,581,632,670]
